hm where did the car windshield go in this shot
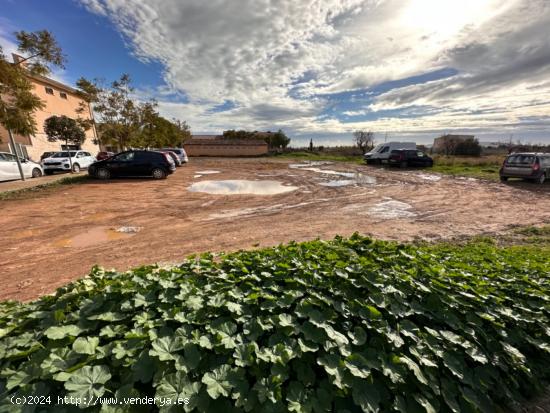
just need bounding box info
[507,155,535,164]
[372,144,384,152]
[52,152,77,158]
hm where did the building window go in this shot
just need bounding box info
[45,87,54,95]
[60,92,68,99]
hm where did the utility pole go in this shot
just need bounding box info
[2,106,25,181]
[8,128,25,181]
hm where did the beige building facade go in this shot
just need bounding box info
[0,67,99,161]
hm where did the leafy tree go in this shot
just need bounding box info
[43,115,86,172]
[76,74,140,151]
[223,130,257,140]
[266,129,290,150]
[171,118,191,145]
[455,137,482,156]
[0,30,65,179]
[74,77,102,145]
[353,130,375,153]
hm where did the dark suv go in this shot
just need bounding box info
[388,149,434,168]
[88,150,175,180]
[500,153,550,184]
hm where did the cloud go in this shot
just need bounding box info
[78,0,550,141]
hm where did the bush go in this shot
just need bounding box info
[1,236,549,412]
[455,138,482,156]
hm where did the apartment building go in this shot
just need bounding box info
[0,55,100,161]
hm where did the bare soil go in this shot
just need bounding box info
[1,157,549,302]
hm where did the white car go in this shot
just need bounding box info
[42,151,96,174]
[0,152,43,182]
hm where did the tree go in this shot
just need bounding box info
[266,129,290,150]
[172,119,191,146]
[0,30,65,180]
[309,139,313,151]
[75,77,102,145]
[43,115,86,172]
[77,74,140,151]
[455,137,482,156]
[353,130,374,153]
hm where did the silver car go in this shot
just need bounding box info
[499,153,550,184]
[162,148,188,164]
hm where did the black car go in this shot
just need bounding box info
[500,153,550,184]
[88,150,175,180]
[388,149,434,168]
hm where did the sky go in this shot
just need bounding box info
[1,0,550,147]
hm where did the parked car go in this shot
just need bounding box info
[161,148,188,164]
[88,150,176,180]
[40,151,56,162]
[42,151,96,174]
[96,151,115,161]
[0,152,43,182]
[499,153,550,184]
[388,149,434,168]
[364,142,416,164]
[160,150,182,166]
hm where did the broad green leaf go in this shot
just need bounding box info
[64,365,111,400]
[201,365,233,399]
[44,324,82,340]
[150,336,185,361]
[73,337,100,355]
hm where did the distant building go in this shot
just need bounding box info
[0,55,100,161]
[432,134,475,154]
[184,135,268,156]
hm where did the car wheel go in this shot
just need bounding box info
[31,168,42,178]
[72,163,81,173]
[152,168,167,179]
[536,173,546,184]
[399,161,408,169]
[500,176,508,182]
[96,168,110,180]
[44,170,54,176]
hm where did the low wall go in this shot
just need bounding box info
[185,144,268,157]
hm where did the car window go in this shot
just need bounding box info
[53,151,77,158]
[2,153,17,162]
[83,152,91,157]
[114,152,135,162]
[0,153,7,161]
[380,146,389,153]
[507,155,534,164]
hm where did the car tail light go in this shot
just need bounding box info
[533,161,540,171]
[163,153,172,163]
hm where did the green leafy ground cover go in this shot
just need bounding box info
[0,235,549,412]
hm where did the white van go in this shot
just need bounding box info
[364,142,416,164]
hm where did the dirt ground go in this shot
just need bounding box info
[1,157,549,302]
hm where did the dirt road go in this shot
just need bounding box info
[1,157,549,301]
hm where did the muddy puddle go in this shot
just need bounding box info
[367,199,416,219]
[188,180,298,195]
[415,173,442,181]
[53,226,138,248]
[290,162,377,186]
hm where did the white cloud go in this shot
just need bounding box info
[79,0,550,141]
